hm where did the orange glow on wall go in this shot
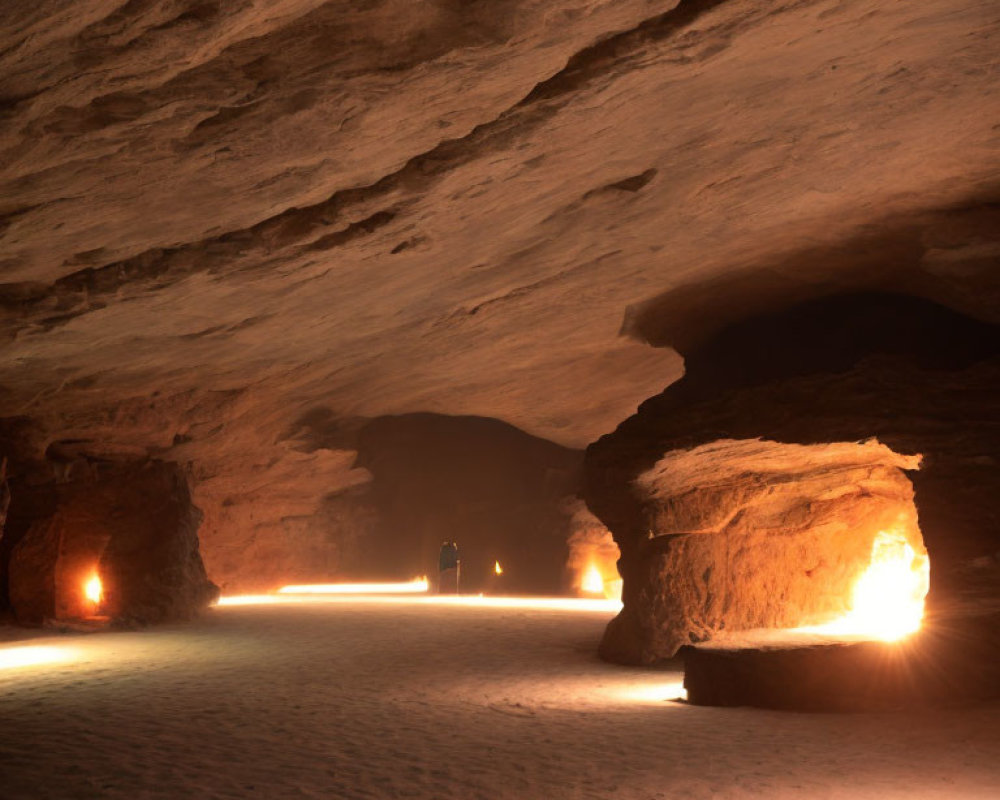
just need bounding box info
[581,564,604,594]
[799,526,930,641]
[84,573,103,607]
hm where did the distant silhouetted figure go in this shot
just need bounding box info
[438,540,460,594]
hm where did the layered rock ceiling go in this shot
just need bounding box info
[1,0,998,590]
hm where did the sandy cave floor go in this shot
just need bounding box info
[2,600,999,800]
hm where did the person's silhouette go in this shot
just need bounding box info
[438,540,460,594]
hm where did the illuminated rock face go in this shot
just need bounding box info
[4,461,218,625]
[0,1,998,589]
[585,293,1000,664]
[599,440,925,663]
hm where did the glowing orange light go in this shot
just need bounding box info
[800,527,930,642]
[602,577,623,603]
[581,564,604,595]
[616,681,688,704]
[84,573,103,606]
[0,645,76,671]
[217,593,622,612]
[276,578,430,595]
[494,561,503,576]
[216,594,284,606]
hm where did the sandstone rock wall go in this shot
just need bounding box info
[601,439,925,662]
[1,2,997,592]
[585,292,1000,663]
[3,461,218,625]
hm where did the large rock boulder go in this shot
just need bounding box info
[6,460,218,625]
[584,292,1000,664]
[600,439,926,663]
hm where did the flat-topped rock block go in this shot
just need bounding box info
[586,293,1000,665]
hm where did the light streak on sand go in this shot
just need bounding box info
[611,681,688,704]
[218,592,622,613]
[277,578,430,595]
[0,645,77,671]
[413,595,622,612]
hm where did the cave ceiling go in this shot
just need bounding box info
[0,0,998,576]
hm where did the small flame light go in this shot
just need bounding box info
[581,564,604,595]
[494,561,503,576]
[84,573,103,607]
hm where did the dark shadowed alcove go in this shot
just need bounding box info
[353,413,584,594]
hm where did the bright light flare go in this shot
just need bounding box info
[581,564,604,595]
[494,561,503,576]
[84,573,103,606]
[578,564,623,602]
[799,528,930,642]
[277,578,429,595]
[614,681,688,704]
[0,645,75,671]
[413,595,621,612]
[216,594,284,606]
[217,593,622,612]
[603,578,623,603]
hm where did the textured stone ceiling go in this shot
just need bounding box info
[1,0,998,585]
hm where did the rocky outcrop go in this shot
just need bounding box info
[584,292,1000,664]
[0,2,998,590]
[600,439,926,663]
[5,461,218,625]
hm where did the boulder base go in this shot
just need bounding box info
[683,613,1000,711]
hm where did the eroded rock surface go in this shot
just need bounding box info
[4,460,218,625]
[585,293,1000,663]
[599,440,925,663]
[1,2,998,588]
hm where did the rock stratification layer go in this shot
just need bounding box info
[584,293,1000,664]
[597,439,926,663]
[1,1,998,588]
